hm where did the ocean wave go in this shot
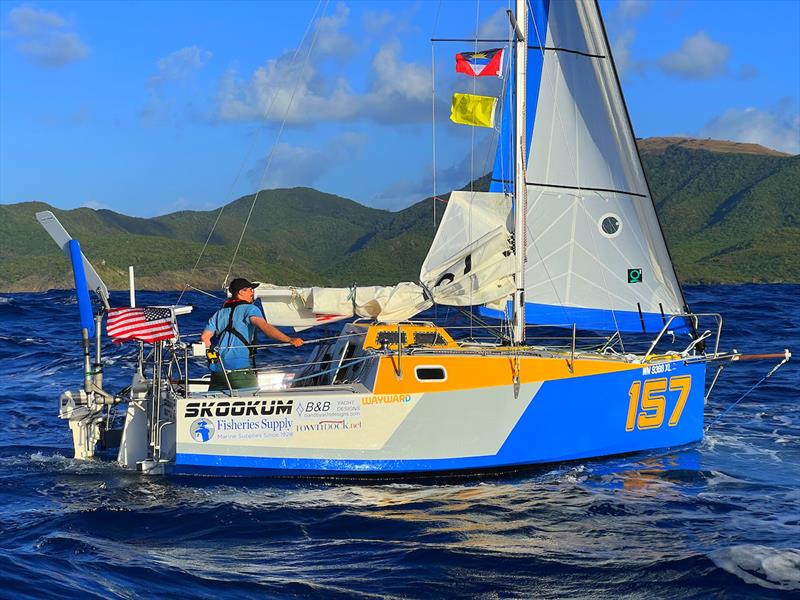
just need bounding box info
[709,545,800,591]
[0,285,797,597]
[0,450,111,475]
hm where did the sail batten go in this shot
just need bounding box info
[526,181,648,198]
[527,46,605,59]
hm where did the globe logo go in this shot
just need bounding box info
[190,418,214,443]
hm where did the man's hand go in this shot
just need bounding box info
[289,337,303,347]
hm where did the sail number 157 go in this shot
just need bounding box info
[626,375,692,431]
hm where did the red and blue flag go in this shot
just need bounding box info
[455,47,506,77]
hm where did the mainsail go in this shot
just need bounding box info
[486,0,688,333]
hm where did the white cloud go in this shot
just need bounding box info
[140,91,165,122]
[699,98,800,155]
[142,46,212,122]
[6,5,88,68]
[218,59,358,124]
[362,4,417,38]
[8,4,64,35]
[248,132,368,189]
[362,41,430,123]
[217,6,431,126]
[314,3,357,59]
[612,29,638,78]
[150,46,212,86]
[659,31,730,80]
[82,200,111,211]
[606,1,650,79]
[477,8,511,40]
[614,0,650,21]
[370,141,493,209]
[218,45,431,125]
[362,9,394,35]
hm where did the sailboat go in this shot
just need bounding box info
[39,0,789,476]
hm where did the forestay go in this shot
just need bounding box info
[258,191,515,330]
[486,0,688,333]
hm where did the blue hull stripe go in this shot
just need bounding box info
[479,300,689,334]
[174,361,705,476]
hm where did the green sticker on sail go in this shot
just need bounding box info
[628,268,643,283]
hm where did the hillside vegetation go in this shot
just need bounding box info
[0,137,797,292]
[641,141,799,282]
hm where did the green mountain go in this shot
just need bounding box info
[639,139,798,282]
[0,189,443,292]
[0,138,797,292]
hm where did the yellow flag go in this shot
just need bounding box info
[450,93,497,128]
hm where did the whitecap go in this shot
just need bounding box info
[559,463,588,484]
[1,451,115,475]
[709,544,800,591]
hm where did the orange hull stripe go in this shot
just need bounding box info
[373,354,643,395]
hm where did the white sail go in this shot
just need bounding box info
[35,211,110,305]
[487,0,687,332]
[257,283,431,331]
[420,190,515,308]
[258,192,515,329]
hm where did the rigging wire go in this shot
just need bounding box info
[431,0,443,227]
[225,0,330,285]
[704,355,791,432]
[467,0,481,340]
[431,43,437,227]
[178,1,325,304]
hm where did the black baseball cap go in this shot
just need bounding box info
[228,278,257,296]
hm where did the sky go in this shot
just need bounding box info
[1,0,798,217]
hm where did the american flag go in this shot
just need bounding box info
[106,307,176,343]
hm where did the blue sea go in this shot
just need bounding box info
[1,285,798,599]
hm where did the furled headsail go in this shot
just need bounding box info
[258,191,515,329]
[420,190,515,309]
[486,0,688,333]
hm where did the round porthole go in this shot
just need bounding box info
[599,213,622,238]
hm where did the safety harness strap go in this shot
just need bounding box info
[219,302,257,367]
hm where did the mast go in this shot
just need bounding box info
[512,0,528,344]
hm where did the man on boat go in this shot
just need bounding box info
[201,278,303,390]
